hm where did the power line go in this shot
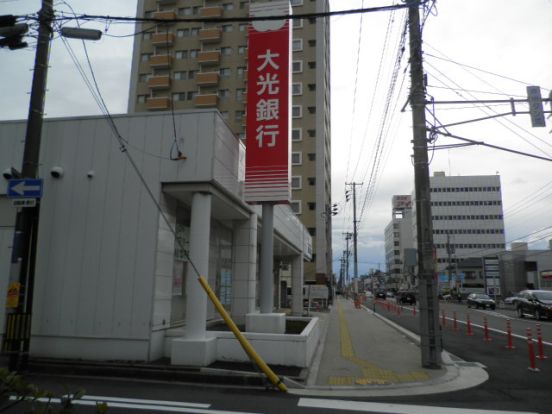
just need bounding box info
[424,48,550,92]
[47,3,416,26]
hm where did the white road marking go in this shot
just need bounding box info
[298,397,539,414]
[10,396,259,414]
[77,395,210,408]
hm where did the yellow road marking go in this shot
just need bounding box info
[332,300,430,385]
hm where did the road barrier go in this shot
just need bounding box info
[453,311,458,331]
[527,328,539,372]
[466,314,474,336]
[505,319,515,350]
[536,324,548,360]
[483,317,492,342]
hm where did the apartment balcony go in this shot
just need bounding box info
[149,54,173,68]
[147,75,171,90]
[151,32,175,46]
[196,72,219,87]
[197,50,221,66]
[199,6,223,18]
[146,97,171,110]
[194,94,219,107]
[199,28,222,43]
[152,10,177,21]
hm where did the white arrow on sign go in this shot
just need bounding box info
[10,181,41,196]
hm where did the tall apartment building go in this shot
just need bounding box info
[127,0,332,284]
[385,172,506,287]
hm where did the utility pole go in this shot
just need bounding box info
[4,0,53,371]
[407,0,441,368]
[343,232,352,286]
[345,182,362,287]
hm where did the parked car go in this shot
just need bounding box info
[385,291,395,299]
[504,294,519,305]
[397,291,416,305]
[375,290,386,300]
[515,290,552,320]
[466,293,496,310]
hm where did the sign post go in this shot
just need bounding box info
[245,1,291,314]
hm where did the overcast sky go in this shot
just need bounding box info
[1,1,552,277]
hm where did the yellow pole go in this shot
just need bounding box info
[197,276,288,393]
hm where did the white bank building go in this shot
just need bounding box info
[0,111,318,367]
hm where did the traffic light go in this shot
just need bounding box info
[0,15,28,50]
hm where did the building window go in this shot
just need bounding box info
[238,45,247,54]
[223,3,234,11]
[172,92,186,101]
[292,38,303,52]
[307,153,315,161]
[292,152,302,165]
[237,67,246,78]
[307,177,315,185]
[138,74,149,83]
[290,0,303,6]
[174,71,186,80]
[137,95,147,103]
[291,176,302,189]
[220,68,231,77]
[178,7,193,16]
[290,201,301,214]
[187,91,197,101]
[175,50,188,59]
[308,202,316,211]
[222,24,234,32]
[220,46,232,55]
[292,128,302,141]
[189,49,199,58]
[143,32,152,40]
[307,106,316,114]
[141,53,151,62]
[235,110,245,121]
[308,39,316,47]
[191,27,200,36]
[293,18,303,29]
[292,60,303,73]
[236,88,245,101]
[177,28,190,37]
[239,23,248,32]
[292,105,302,118]
[307,83,316,91]
[239,1,247,9]
[292,82,303,96]
[308,227,316,236]
[307,129,315,137]
[308,61,316,69]
[188,70,197,79]
[219,89,230,99]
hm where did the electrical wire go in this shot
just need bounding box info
[425,64,552,157]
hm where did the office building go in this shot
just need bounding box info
[128,0,332,284]
[386,172,506,290]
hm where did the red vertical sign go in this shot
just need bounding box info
[244,1,291,204]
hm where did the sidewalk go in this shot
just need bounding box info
[290,296,488,397]
[17,296,488,397]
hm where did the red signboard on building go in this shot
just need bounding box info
[244,1,291,204]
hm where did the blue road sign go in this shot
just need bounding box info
[7,179,43,198]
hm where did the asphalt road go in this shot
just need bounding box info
[370,299,552,414]
[4,300,552,414]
